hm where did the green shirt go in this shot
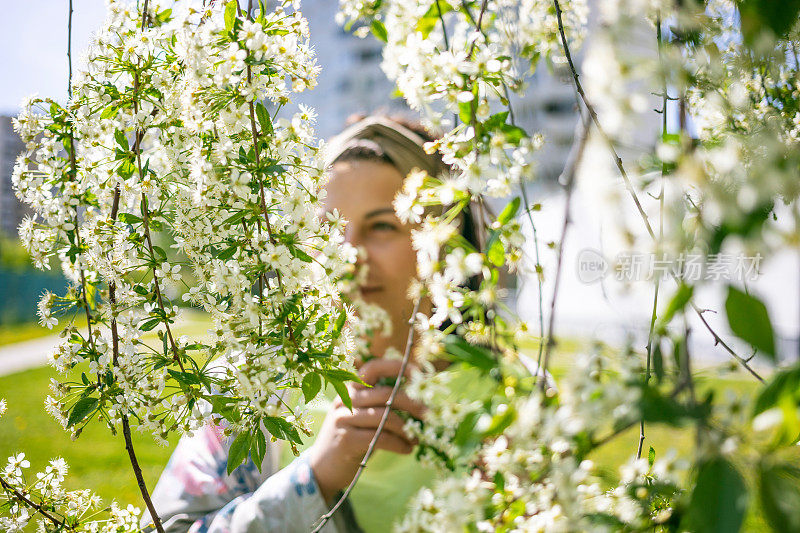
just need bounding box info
[280,365,496,532]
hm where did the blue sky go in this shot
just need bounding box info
[0,0,106,115]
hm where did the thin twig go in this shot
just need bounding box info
[460,6,544,366]
[434,0,449,51]
[105,2,165,532]
[539,116,591,389]
[552,0,763,379]
[121,414,164,531]
[0,475,75,530]
[467,0,489,59]
[637,13,667,461]
[242,0,299,348]
[691,302,764,382]
[552,0,655,240]
[498,83,546,372]
[68,0,73,98]
[311,298,422,533]
[130,66,184,371]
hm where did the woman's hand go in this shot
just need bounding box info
[307,358,426,504]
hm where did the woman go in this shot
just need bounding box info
[144,116,482,532]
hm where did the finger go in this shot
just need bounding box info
[349,428,414,456]
[340,407,414,444]
[350,387,427,419]
[355,358,417,388]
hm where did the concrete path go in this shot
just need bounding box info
[0,334,59,376]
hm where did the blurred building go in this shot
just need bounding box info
[0,115,26,237]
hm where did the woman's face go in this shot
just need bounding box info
[323,159,418,355]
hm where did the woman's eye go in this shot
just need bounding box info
[371,221,397,232]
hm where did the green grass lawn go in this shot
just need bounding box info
[0,319,85,346]
[0,314,212,511]
[0,336,776,531]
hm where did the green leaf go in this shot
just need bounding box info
[444,335,496,371]
[118,213,142,225]
[453,410,481,447]
[738,0,800,42]
[168,370,202,386]
[497,197,520,225]
[210,396,241,423]
[224,0,238,34]
[67,397,99,428]
[138,318,161,332]
[486,233,505,267]
[659,283,693,326]
[458,100,472,124]
[648,446,655,468]
[117,159,135,180]
[251,429,268,471]
[183,343,209,351]
[155,8,172,24]
[323,369,367,386]
[370,19,388,42]
[416,1,453,37]
[255,102,273,135]
[223,210,248,226]
[725,286,775,358]
[132,284,149,296]
[227,432,251,475]
[329,379,352,410]
[114,130,129,151]
[500,124,528,145]
[261,164,285,175]
[263,417,284,440]
[640,386,710,426]
[290,246,313,263]
[100,104,119,119]
[268,416,302,444]
[652,340,664,383]
[333,309,347,337]
[217,246,237,260]
[301,373,322,403]
[152,245,168,260]
[484,111,510,131]
[481,405,516,437]
[684,457,748,533]
[759,462,800,533]
[257,0,266,23]
[753,365,800,416]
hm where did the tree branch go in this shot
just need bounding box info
[311,297,422,533]
[539,116,591,388]
[104,3,165,532]
[691,302,764,383]
[552,0,655,240]
[637,13,668,461]
[68,0,73,98]
[0,475,74,530]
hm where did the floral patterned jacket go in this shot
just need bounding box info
[141,422,360,533]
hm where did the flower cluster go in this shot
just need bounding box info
[0,400,141,532]
[13,0,358,465]
[399,352,684,532]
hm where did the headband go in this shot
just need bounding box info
[324,116,444,179]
